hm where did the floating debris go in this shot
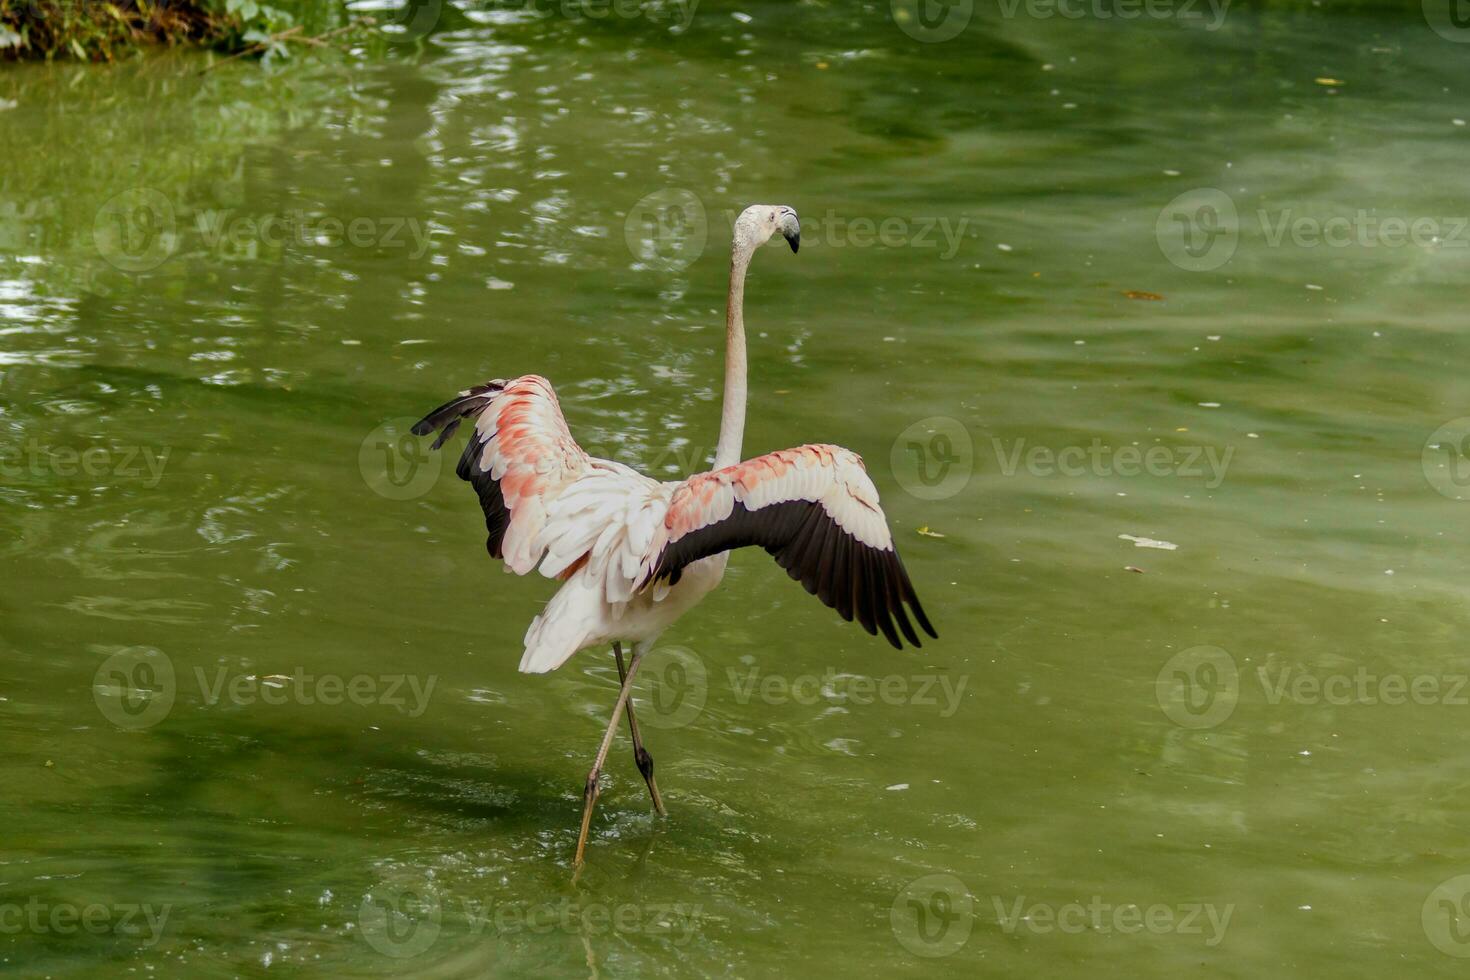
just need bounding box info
[1123,290,1164,301]
[916,526,946,539]
[1120,534,1178,551]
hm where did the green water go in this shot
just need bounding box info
[5,2,1470,976]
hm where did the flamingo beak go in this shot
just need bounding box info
[779,211,801,253]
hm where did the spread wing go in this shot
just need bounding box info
[643,445,937,649]
[413,375,663,590]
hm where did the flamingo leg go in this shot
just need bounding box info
[615,641,666,816]
[574,642,649,869]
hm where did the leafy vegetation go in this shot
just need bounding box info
[0,0,369,62]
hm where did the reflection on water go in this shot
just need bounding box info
[4,2,1470,975]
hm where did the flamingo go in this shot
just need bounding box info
[412,204,937,866]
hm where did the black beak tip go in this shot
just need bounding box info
[786,232,800,254]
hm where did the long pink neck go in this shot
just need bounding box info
[713,245,753,470]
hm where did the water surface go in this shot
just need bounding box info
[3,2,1470,976]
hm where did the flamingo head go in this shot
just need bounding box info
[734,204,801,255]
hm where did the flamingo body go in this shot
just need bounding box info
[409,203,936,868]
[412,375,935,672]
